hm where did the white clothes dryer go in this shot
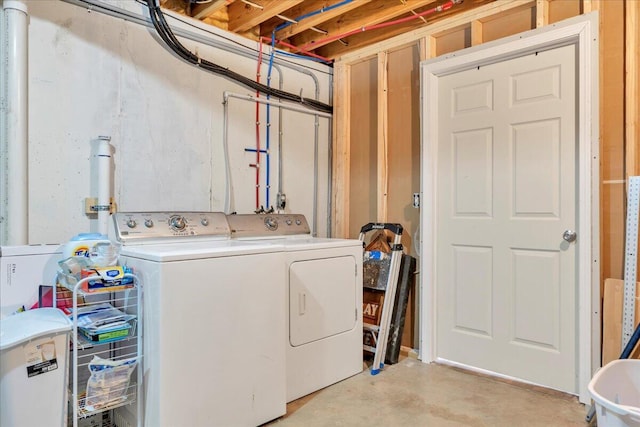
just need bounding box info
[227,214,363,402]
[111,212,286,427]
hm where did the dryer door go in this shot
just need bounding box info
[289,256,357,346]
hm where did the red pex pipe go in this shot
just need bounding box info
[253,41,264,209]
[260,36,333,63]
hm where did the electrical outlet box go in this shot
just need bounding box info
[84,198,117,215]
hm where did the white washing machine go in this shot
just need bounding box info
[227,214,363,402]
[111,212,286,427]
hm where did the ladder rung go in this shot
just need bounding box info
[363,323,379,332]
[363,344,376,353]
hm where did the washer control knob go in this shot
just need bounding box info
[201,218,209,226]
[285,219,292,226]
[295,219,301,226]
[264,216,278,231]
[126,219,137,229]
[144,219,154,228]
[169,215,187,231]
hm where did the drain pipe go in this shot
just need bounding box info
[1,0,29,245]
[94,136,112,236]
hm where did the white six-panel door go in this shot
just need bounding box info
[435,43,578,393]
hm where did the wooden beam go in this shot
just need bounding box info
[228,0,304,33]
[627,0,640,177]
[377,51,388,222]
[317,0,481,60]
[419,36,429,61]
[427,35,437,59]
[536,0,549,28]
[290,0,441,52]
[334,0,535,64]
[602,278,640,364]
[261,0,373,40]
[471,20,483,46]
[332,61,350,238]
[191,0,230,20]
[582,0,594,14]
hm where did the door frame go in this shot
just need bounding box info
[419,12,599,403]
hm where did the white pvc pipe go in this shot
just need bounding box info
[94,136,112,236]
[2,0,29,245]
[223,91,332,119]
[223,91,332,214]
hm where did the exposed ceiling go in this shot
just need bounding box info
[160,0,496,62]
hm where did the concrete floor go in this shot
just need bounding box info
[268,358,588,426]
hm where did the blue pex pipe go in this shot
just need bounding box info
[275,0,354,33]
[265,33,277,208]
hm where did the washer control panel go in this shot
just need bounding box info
[112,212,231,243]
[227,214,310,238]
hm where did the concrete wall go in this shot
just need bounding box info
[0,0,332,244]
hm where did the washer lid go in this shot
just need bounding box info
[0,308,72,351]
[0,244,62,257]
[120,239,285,262]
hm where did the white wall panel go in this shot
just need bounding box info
[9,0,332,243]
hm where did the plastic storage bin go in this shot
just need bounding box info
[0,308,72,427]
[588,359,640,427]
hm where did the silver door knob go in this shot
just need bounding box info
[563,230,577,243]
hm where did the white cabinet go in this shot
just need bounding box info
[68,274,142,427]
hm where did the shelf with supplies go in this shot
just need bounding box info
[68,273,142,427]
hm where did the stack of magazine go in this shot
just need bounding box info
[73,303,136,344]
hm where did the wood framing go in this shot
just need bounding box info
[227,0,304,33]
[332,61,350,237]
[332,0,636,383]
[599,0,626,282]
[191,0,228,20]
[627,0,639,177]
[333,1,539,235]
[471,20,483,46]
[536,0,549,27]
[377,52,388,222]
[261,0,373,40]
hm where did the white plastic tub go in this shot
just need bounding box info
[588,359,640,427]
[0,308,72,427]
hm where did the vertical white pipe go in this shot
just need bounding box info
[1,0,28,245]
[94,136,112,236]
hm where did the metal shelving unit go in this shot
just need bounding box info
[68,273,142,427]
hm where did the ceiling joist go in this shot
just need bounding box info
[228,0,305,32]
[160,0,497,61]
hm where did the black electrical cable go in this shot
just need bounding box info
[145,0,333,114]
[159,5,333,74]
[149,1,330,111]
[77,0,332,76]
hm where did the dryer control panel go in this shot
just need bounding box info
[227,214,310,238]
[112,212,231,244]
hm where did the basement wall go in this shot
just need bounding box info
[0,0,332,244]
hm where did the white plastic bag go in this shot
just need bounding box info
[85,356,138,411]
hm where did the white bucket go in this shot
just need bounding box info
[588,359,640,427]
[0,308,72,427]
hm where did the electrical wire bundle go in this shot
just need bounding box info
[145,0,333,114]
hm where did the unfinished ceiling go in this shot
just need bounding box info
[160,0,496,62]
